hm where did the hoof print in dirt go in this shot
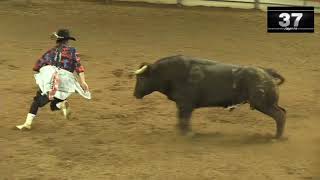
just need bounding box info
[112,69,124,77]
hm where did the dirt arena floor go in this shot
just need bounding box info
[0,1,319,179]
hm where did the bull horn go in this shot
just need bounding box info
[134,65,148,75]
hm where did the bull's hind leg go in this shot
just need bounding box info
[255,104,286,138]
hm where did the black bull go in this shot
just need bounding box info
[133,55,286,138]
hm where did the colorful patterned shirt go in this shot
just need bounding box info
[33,45,85,74]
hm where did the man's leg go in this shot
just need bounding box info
[16,90,50,130]
[51,98,71,119]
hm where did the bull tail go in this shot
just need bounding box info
[261,67,285,86]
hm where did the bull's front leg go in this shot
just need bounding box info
[176,104,194,136]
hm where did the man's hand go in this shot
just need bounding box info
[81,81,89,92]
[79,72,89,92]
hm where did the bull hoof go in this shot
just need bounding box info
[271,136,288,143]
[272,134,288,141]
[179,129,193,136]
[275,129,285,139]
[176,127,194,137]
[183,131,195,137]
[175,123,192,135]
[274,135,282,140]
[176,131,195,138]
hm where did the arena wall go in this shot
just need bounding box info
[114,0,320,12]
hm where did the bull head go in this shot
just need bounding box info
[133,63,154,99]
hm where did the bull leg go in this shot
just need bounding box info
[176,105,193,135]
[255,104,286,138]
[273,105,286,138]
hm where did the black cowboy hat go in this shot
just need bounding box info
[51,29,76,41]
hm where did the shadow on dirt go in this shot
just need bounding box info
[186,132,288,146]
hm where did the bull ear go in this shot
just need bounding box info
[135,63,151,76]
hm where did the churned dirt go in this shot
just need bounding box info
[0,1,319,179]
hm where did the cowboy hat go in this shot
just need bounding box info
[51,29,76,41]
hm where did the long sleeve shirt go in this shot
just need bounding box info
[33,44,85,74]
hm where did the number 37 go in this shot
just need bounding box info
[279,13,303,27]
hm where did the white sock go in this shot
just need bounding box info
[56,102,62,109]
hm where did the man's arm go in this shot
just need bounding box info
[33,50,51,72]
[73,48,89,91]
[79,72,89,91]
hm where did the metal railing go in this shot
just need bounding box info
[104,0,320,12]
